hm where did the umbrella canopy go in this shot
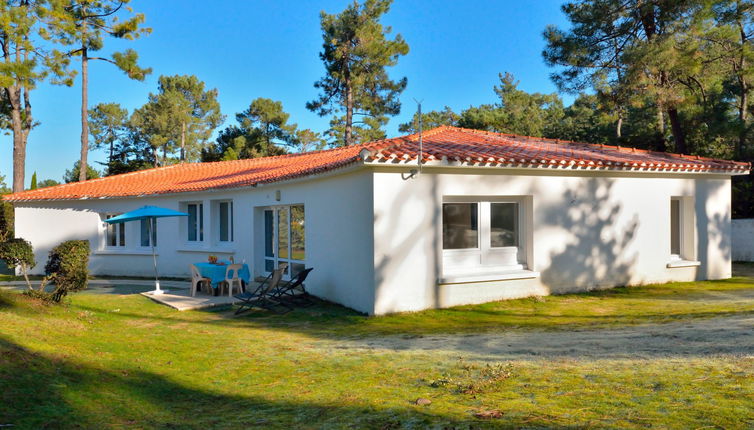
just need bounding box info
[105,206,188,295]
[104,206,188,224]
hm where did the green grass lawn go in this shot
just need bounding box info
[1,274,753,429]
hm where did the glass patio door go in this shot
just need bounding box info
[264,205,305,278]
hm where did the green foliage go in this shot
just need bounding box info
[0,174,10,194]
[29,172,37,190]
[132,75,223,164]
[36,179,59,188]
[0,238,34,289]
[202,98,298,161]
[307,0,409,145]
[88,102,146,175]
[398,106,460,133]
[44,240,90,302]
[64,161,100,183]
[0,200,14,242]
[1,1,76,192]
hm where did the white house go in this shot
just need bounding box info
[5,126,750,315]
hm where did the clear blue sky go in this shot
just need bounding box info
[0,0,570,187]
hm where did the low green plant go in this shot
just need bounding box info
[0,238,35,289]
[44,240,90,302]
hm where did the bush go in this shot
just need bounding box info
[44,240,90,302]
[0,238,35,289]
[0,200,13,242]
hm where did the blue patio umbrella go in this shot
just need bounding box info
[105,206,188,295]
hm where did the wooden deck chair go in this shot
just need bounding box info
[234,264,290,315]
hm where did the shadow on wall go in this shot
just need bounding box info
[696,179,732,279]
[373,172,442,313]
[539,178,639,293]
[0,335,474,428]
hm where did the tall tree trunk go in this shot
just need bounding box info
[180,120,186,162]
[738,78,748,158]
[9,96,26,193]
[108,141,114,174]
[344,74,353,146]
[616,111,623,139]
[655,103,666,151]
[667,107,687,154]
[79,45,89,182]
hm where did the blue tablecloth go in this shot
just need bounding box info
[194,261,251,289]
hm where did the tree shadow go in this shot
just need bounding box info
[0,335,574,429]
[538,177,639,292]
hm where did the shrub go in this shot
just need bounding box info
[0,201,13,242]
[45,240,90,302]
[0,238,35,289]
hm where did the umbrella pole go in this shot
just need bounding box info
[148,217,163,294]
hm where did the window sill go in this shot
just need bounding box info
[176,247,236,254]
[439,268,540,284]
[666,260,701,268]
[94,249,157,256]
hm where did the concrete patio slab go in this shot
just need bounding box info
[140,285,259,311]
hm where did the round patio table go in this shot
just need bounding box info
[194,261,251,292]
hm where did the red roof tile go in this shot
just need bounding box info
[5,126,750,202]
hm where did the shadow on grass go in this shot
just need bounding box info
[0,336,547,429]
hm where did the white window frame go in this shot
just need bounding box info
[667,196,699,267]
[216,200,234,243]
[441,196,528,273]
[262,204,306,280]
[185,202,204,243]
[104,214,126,248]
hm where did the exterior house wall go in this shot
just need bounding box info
[13,170,376,314]
[732,218,754,262]
[372,167,732,315]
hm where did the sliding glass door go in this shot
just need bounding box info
[264,205,305,278]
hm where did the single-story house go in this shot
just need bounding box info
[5,126,750,315]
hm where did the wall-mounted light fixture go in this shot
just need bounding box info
[275,190,281,201]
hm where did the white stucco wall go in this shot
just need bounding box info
[12,165,736,316]
[372,166,733,315]
[13,169,376,314]
[732,219,754,261]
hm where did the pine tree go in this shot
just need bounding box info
[53,0,151,181]
[307,0,409,146]
[1,0,74,193]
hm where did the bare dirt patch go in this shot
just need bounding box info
[316,314,754,360]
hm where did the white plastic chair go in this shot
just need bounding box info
[190,264,212,297]
[223,264,244,297]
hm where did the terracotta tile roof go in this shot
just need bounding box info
[5,126,750,202]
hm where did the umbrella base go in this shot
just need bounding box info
[148,289,169,295]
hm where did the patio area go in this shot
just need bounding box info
[140,283,260,311]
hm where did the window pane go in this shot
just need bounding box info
[291,205,305,260]
[278,207,289,259]
[141,219,150,247]
[230,202,234,241]
[118,223,125,247]
[490,203,518,247]
[265,259,274,272]
[442,203,478,249]
[188,205,197,241]
[141,219,156,247]
[219,202,229,242]
[291,262,306,277]
[106,215,117,247]
[671,199,680,255]
[264,210,274,257]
